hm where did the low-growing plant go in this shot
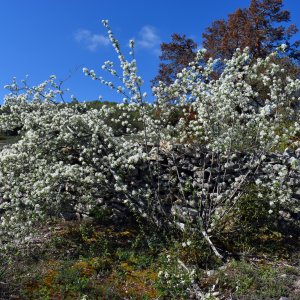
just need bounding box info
[156,251,196,298]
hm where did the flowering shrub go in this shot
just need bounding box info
[0,20,300,260]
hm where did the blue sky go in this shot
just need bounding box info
[0,0,299,104]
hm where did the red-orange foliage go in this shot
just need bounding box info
[203,0,300,61]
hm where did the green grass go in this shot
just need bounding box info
[217,260,293,299]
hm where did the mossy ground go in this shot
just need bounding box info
[0,215,300,300]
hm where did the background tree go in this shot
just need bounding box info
[151,34,197,86]
[153,0,300,85]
